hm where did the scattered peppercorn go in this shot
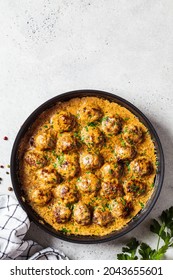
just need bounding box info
[3,136,8,140]
[6,171,9,175]
[0,165,4,168]
[0,177,2,181]
[7,164,10,168]
[8,187,13,192]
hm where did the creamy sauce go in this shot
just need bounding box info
[19,97,156,236]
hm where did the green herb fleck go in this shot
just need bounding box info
[120,197,126,206]
[139,201,144,208]
[60,227,71,234]
[57,154,65,166]
[124,117,130,121]
[88,122,97,127]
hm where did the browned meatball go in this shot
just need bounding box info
[73,203,91,225]
[53,203,72,223]
[114,144,136,161]
[100,162,122,181]
[51,111,75,132]
[55,154,79,179]
[100,179,124,199]
[78,104,102,122]
[124,179,147,197]
[81,126,104,147]
[76,173,100,194]
[130,157,154,177]
[24,150,47,168]
[109,198,133,218]
[36,166,60,184]
[93,207,114,226]
[79,152,103,170]
[122,124,143,145]
[101,115,122,135]
[34,131,55,150]
[56,132,77,153]
[53,182,78,204]
[31,186,52,206]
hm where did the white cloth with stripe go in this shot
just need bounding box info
[0,195,68,260]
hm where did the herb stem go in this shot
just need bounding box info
[156,223,165,251]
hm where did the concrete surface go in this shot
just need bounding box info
[0,0,173,259]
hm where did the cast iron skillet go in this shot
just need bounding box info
[10,89,164,243]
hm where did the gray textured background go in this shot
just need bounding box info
[0,0,173,259]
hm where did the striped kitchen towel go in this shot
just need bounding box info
[0,195,68,260]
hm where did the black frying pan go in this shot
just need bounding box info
[10,89,164,243]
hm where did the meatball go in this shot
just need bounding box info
[93,207,114,226]
[76,173,100,194]
[101,115,122,135]
[114,144,136,161]
[24,150,47,168]
[78,104,102,122]
[73,203,91,225]
[31,186,52,206]
[36,166,60,185]
[80,152,103,170]
[81,126,104,147]
[53,182,78,204]
[55,154,79,179]
[53,203,72,223]
[100,162,122,181]
[34,131,55,150]
[100,179,124,199]
[124,179,147,197]
[56,132,77,153]
[51,111,75,132]
[130,157,154,177]
[109,198,133,218]
[122,124,143,145]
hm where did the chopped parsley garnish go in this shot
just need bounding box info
[74,132,79,138]
[87,122,97,127]
[60,227,71,234]
[120,197,126,206]
[121,139,126,147]
[57,154,65,166]
[139,201,144,208]
[52,150,57,156]
[125,161,131,172]
[124,117,130,121]
[77,177,81,182]
[102,116,109,122]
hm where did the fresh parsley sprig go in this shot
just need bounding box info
[117,206,173,260]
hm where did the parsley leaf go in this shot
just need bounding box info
[117,206,173,260]
[117,238,139,260]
